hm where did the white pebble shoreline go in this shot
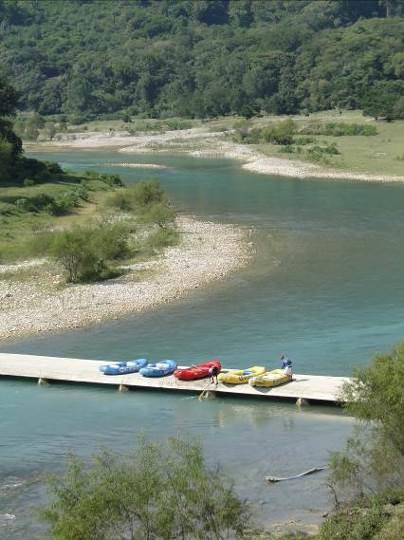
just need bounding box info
[0,216,253,342]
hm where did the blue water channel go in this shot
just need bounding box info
[1,150,404,536]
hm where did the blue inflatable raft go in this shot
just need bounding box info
[139,359,177,377]
[99,358,148,376]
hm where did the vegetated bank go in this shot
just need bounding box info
[0,210,250,341]
[30,110,404,183]
[0,157,250,341]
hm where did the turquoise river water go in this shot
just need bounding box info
[1,150,404,537]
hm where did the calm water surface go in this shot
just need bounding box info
[2,150,404,536]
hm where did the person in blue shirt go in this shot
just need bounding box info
[280,354,293,377]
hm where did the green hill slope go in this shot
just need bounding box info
[0,0,403,119]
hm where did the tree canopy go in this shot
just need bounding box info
[0,0,403,119]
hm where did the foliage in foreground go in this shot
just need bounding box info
[314,342,404,539]
[329,342,404,500]
[40,438,248,540]
[318,491,404,540]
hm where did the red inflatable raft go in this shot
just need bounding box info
[174,359,221,381]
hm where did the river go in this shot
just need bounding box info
[2,150,404,537]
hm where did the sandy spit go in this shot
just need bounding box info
[33,127,404,183]
[106,162,168,169]
[190,141,404,183]
[0,217,252,342]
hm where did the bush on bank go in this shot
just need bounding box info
[50,223,131,283]
[40,438,248,540]
[50,179,178,283]
[311,342,404,540]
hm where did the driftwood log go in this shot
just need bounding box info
[265,466,328,483]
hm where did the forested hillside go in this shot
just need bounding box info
[0,0,403,119]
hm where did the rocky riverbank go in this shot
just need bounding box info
[0,216,253,342]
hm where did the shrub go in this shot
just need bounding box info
[164,118,193,130]
[51,227,107,283]
[146,227,179,250]
[0,202,17,216]
[15,193,55,212]
[139,202,176,228]
[51,223,132,282]
[301,122,378,137]
[130,180,166,206]
[13,191,82,216]
[68,114,90,125]
[39,438,249,540]
[262,119,297,145]
[234,119,297,146]
[307,143,340,161]
[44,161,63,175]
[92,222,132,260]
[105,190,134,211]
[99,173,123,187]
[319,501,388,540]
[23,178,35,186]
[328,342,404,516]
[106,181,168,212]
[50,191,80,215]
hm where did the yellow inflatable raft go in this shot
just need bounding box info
[218,366,266,385]
[249,369,292,388]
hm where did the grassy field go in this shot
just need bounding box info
[251,111,404,177]
[0,178,112,261]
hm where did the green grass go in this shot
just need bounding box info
[252,111,404,177]
[0,178,116,262]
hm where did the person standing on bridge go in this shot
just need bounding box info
[209,364,219,385]
[280,354,293,377]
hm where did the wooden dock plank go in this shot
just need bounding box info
[0,353,349,403]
